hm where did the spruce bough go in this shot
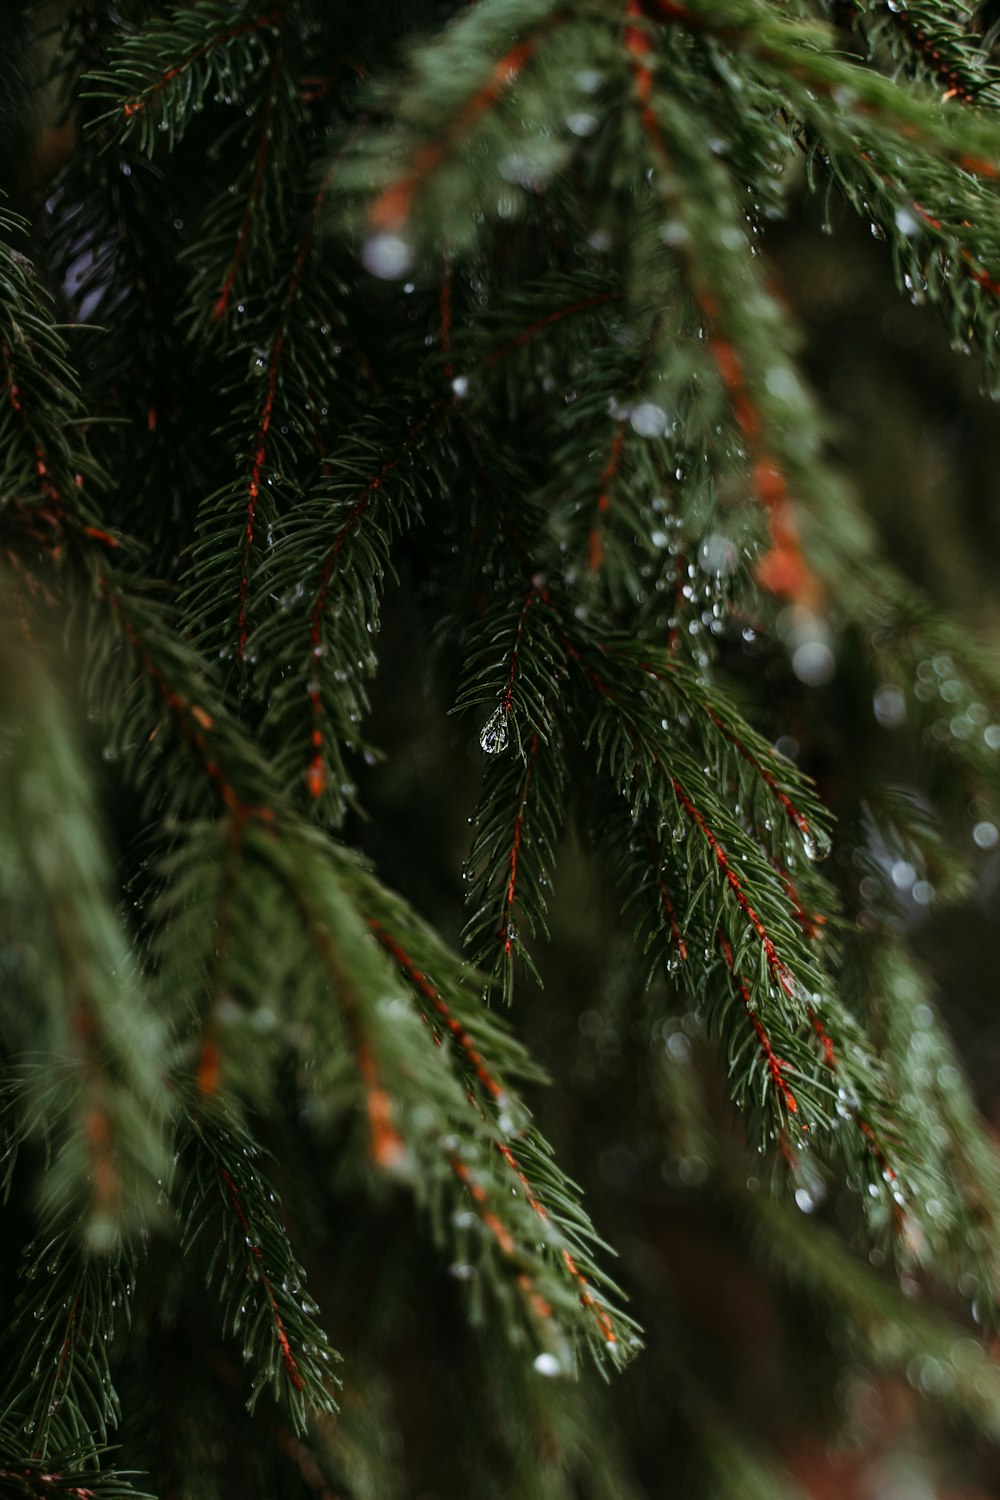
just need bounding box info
[3,1,1000,1494]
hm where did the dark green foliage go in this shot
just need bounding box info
[3,0,1000,1495]
[0,1426,151,1500]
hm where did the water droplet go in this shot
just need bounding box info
[451,374,470,398]
[279,581,305,610]
[448,1262,477,1281]
[498,152,549,190]
[532,1352,562,1376]
[973,820,999,849]
[801,825,832,862]
[697,533,737,576]
[791,640,835,685]
[496,1091,529,1138]
[629,402,668,438]
[773,962,797,997]
[566,112,599,137]
[479,706,509,755]
[894,206,920,237]
[248,347,267,377]
[835,1084,860,1120]
[873,684,906,727]
[361,232,413,280]
[765,365,802,402]
[658,219,689,248]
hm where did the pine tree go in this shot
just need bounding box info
[4,0,1000,1493]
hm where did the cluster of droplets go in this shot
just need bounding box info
[913,653,1000,752]
[646,511,746,666]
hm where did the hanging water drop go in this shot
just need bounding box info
[792,639,836,685]
[566,111,599,137]
[800,824,832,862]
[835,1084,860,1120]
[480,706,509,755]
[532,1352,562,1376]
[629,402,668,438]
[697,533,737,576]
[895,206,920,237]
[361,232,414,280]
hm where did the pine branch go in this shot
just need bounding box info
[355,872,640,1366]
[856,0,1000,106]
[176,1103,340,1432]
[0,1424,150,1500]
[203,46,297,326]
[0,210,105,544]
[363,0,571,244]
[463,723,568,1004]
[180,194,354,663]
[251,406,444,819]
[87,1,282,155]
[457,582,570,1000]
[0,1228,137,1461]
[90,577,274,821]
[273,834,641,1371]
[0,598,170,1247]
[101,675,639,1378]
